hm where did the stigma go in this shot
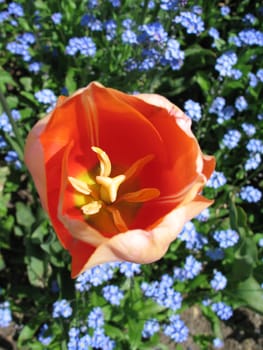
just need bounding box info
[68,146,160,231]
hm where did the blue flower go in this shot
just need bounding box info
[87,0,98,8]
[206,171,227,189]
[0,109,21,134]
[141,277,182,311]
[217,105,235,124]
[239,185,262,203]
[17,32,35,44]
[209,97,225,115]
[108,0,120,7]
[181,255,202,279]
[104,19,117,41]
[4,150,22,169]
[102,285,124,305]
[235,96,248,112]
[119,262,141,277]
[174,255,202,281]
[0,136,7,148]
[195,208,210,221]
[6,40,31,61]
[163,314,189,343]
[210,270,227,291]
[241,123,256,136]
[220,5,230,16]
[213,229,239,248]
[122,18,134,29]
[78,334,93,349]
[162,38,184,70]
[75,263,116,291]
[0,301,12,327]
[258,238,263,247]
[211,302,233,320]
[206,248,225,261]
[160,0,179,10]
[35,89,56,105]
[81,14,103,31]
[179,221,208,250]
[87,307,104,329]
[246,139,263,154]
[28,62,42,73]
[51,12,62,25]
[248,72,258,87]
[52,299,72,318]
[208,27,220,40]
[213,338,224,348]
[174,11,205,35]
[256,68,263,82]
[142,319,160,338]
[66,37,96,57]
[121,29,137,44]
[138,22,168,43]
[238,29,263,46]
[91,328,115,350]
[221,129,241,149]
[215,51,241,78]
[0,11,10,23]
[38,324,52,346]
[8,2,24,17]
[243,13,256,25]
[184,99,202,121]
[244,153,261,171]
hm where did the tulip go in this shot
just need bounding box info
[24,82,215,278]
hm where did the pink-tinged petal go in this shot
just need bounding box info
[74,195,213,275]
[24,116,51,212]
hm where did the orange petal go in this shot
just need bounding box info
[73,195,213,275]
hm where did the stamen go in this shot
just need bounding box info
[96,174,126,203]
[107,206,129,232]
[68,146,160,232]
[91,146,111,177]
[119,188,160,202]
[124,154,154,181]
[68,176,92,195]
[81,201,102,215]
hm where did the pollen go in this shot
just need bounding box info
[68,146,160,231]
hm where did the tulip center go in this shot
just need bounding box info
[68,146,160,232]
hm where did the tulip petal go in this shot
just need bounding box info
[24,116,51,212]
[72,194,212,276]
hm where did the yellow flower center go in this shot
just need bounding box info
[68,146,160,232]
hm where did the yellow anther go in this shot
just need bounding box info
[68,176,92,195]
[68,146,160,233]
[91,146,111,177]
[96,174,126,203]
[81,201,102,215]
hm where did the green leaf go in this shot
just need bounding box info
[18,324,39,346]
[16,202,35,228]
[234,276,263,315]
[26,255,50,288]
[6,95,18,109]
[195,72,211,93]
[0,68,17,93]
[128,316,144,350]
[65,68,77,94]
[20,77,33,92]
[0,253,5,271]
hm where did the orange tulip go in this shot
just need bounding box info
[24,82,215,278]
